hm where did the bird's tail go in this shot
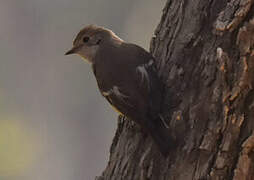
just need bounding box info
[146,116,175,157]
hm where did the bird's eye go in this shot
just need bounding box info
[83,36,90,43]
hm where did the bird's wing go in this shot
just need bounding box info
[135,57,163,119]
[93,43,163,123]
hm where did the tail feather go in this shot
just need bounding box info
[146,117,175,157]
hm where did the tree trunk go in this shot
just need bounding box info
[96,0,254,179]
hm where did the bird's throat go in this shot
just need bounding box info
[78,54,92,64]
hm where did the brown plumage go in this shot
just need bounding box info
[65,25,174,156]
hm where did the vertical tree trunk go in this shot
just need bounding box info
[97,0,254,179]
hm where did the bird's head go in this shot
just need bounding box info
[65,25,123,63]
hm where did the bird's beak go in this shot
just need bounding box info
[65,45,82,55]
[65,48,75,55]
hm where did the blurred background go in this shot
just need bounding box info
[0,0,165,179]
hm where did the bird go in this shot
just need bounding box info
[65,25,174,156]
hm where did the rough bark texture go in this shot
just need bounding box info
[96,0,254,179]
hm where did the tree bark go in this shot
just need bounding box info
[96,0,254,179]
